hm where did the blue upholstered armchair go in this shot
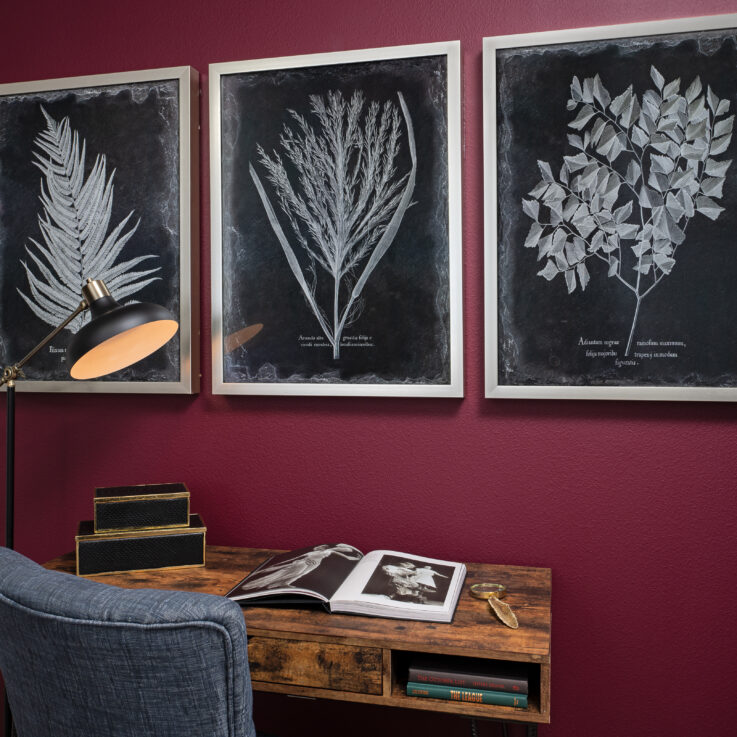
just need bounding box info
[0,546,258,737]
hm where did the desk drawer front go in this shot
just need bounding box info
[248,636,383,694]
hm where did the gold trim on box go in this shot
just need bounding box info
[94,481,189,499]
[75,516,206,577]
[93,486,191,533]
[75,558,206,578]
[77,520,205,542]
[95,492,190,503]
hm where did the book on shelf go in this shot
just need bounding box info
[406,682,528,708]
[408,655,529,694]
[226,543,466,623]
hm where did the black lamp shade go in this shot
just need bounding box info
[68,297,178,380]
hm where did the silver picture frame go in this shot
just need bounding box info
[0,66,199,393]
[210,41,462,397]
[485,14,737,401]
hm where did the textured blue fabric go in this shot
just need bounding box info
[0,547,256,737]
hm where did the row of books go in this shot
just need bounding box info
[405,657,529,709]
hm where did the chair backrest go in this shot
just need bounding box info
[0,547,256,737]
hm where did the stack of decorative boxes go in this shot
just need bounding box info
[75,483,206,576]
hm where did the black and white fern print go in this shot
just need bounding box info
[19,107,160,332]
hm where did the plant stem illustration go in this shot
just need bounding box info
[19,107,160,333]
[522,68,733,355]
[251,89,417,360]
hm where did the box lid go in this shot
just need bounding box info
[94,482,189,502]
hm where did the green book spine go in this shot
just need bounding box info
[406,681,528,708]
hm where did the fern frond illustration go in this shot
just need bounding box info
[19,107,160,333]
[251,89,416,360]
[522,68,733,355]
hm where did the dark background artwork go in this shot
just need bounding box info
[0,78,181,383]
[496,28,737,388]
[219,54,450,385]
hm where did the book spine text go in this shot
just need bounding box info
[406,682,528,708]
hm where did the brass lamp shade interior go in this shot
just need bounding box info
[68,297,178,380]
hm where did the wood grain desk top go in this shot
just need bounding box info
[45,545,551,663]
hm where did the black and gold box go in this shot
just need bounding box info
[94,482,190,533]
[76,514,206,576]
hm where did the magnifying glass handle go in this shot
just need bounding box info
[488,596,519,629]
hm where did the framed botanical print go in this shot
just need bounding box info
[210,41,462,396]
[485,14,737,400]
[0,66,199,393]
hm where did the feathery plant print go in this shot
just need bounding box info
[250,89,417,360]
[522,67,733,355]
[19,106,160,333]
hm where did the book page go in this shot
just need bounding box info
[227,544,363,602]
[331,550,466,619]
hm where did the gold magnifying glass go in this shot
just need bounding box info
[470,583,519,629]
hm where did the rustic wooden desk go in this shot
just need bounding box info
[45,546,551,733]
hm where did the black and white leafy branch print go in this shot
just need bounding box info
[522,67,733,355]
[19,107,160,333]
[250,89,416,360]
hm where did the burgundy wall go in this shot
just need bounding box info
[3,1,737,735]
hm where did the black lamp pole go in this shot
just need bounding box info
[2,299,86,552]
[3,386,14,737]
[5,385,13,552]
[3,389,11,737]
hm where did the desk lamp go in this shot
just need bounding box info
[2,277,177,737]
[1,277,178,551]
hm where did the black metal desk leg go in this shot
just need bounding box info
[4,695,12,737]
[4,383,14,737]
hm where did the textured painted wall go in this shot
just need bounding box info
[2,1,737,735]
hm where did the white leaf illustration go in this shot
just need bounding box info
[609,86,633,116]
[701,177,725,198]
[704,158,732,177]
[19,107,158,333]
[592,74,611,107]
[537,260,559,281]
[662,78,680,99]
[569,105,596,130]
[695,195,724,220]
[522,69,731,356]
[564,269,576,293]
[537,160,555,182]
[710,133,732,156]
[651,154,676,175]
[576,262,590,290]
[631,126,650,148]
[653,253,676,274]
[713,115,734,138]
[524,222,544,248]
[684,77,702,103]
[625,160,642,186]
[650,66,665,90]
[522,199,540,220]
[252,90,415,360]
[707,86,720,113]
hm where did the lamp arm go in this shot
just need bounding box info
[0,300,88,388]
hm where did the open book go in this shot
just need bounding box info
[226,544,466,623]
